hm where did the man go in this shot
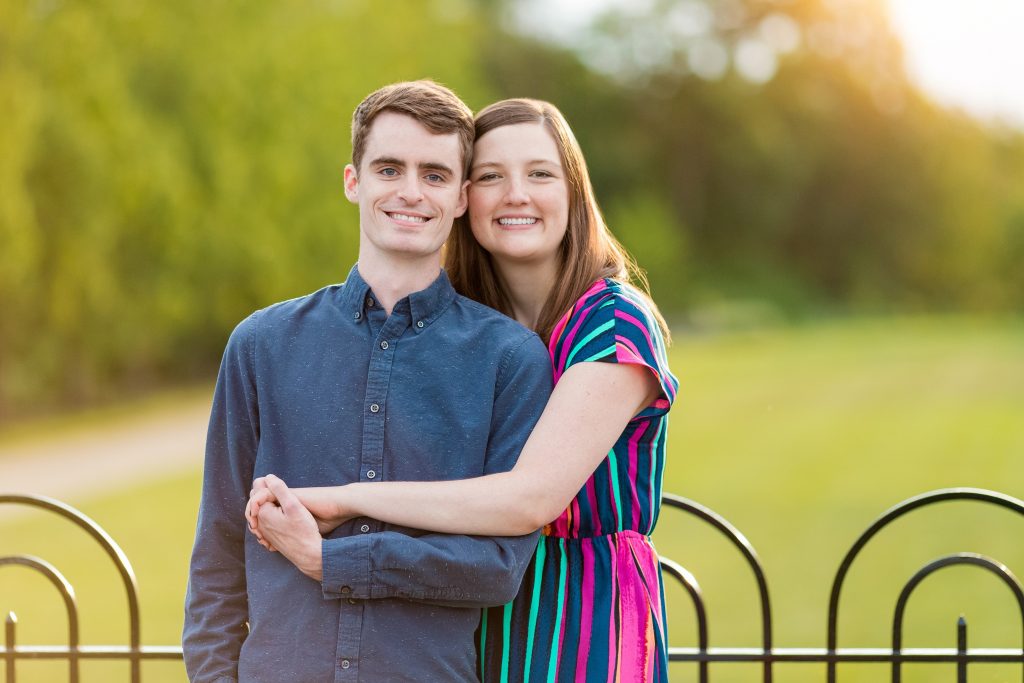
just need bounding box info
[183,80,552,683]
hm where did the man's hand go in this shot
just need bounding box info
[254,475,324,581]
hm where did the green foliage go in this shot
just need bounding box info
[0,0,497,417]
[3,0,1024,415]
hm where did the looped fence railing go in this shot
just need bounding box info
[0,493,181,682]
[660,487,1024,683]
[2,489,1023,681]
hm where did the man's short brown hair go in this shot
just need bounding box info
[351,80,474,178]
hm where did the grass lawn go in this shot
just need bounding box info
[2,316,1023,682]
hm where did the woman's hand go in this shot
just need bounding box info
[247,476,357,544]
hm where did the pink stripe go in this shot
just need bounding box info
[571,493,583,537]
[584,476,601,537]
[554,281,610,372]
[613,308,655,351]
[626,422,646,530]
[614,536,638,679]
[616,536,647,681]
[606,535,619,682]
[632,534,665,634]
[614,336,646,365]
[547,279,606,359]
[614,309,676,401]
[573,539,596,681]
[555,296,607,380]
[647,437,658,529]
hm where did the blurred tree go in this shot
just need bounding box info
[2,0,1022,419]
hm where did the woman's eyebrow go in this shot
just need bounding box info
[472,159,559,171]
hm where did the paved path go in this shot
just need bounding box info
[0,398,210,509]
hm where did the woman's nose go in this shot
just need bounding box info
[504,178,529,205]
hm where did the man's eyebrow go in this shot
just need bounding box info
[369,156,406,168]
[419,161,455,176]
[370,157,455,176]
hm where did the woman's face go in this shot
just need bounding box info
[467,122,570,270]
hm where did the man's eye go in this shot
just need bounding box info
[380,168,398,177]
[425,173,444,183]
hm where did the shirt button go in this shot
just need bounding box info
[369,403,380,413]
[380,340,389,350]
[366,470,376,479]
[340,586,351,595]
[366,297,374,307]
[360,524,370,533]
[416,320,424,328]
[353,311,361,320]
[341,659,351,669]
[348,598,357,605]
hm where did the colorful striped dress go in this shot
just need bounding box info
[480,278,679,683]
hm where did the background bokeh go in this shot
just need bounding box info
[3,0,1022,419]
[1,1,1022,681]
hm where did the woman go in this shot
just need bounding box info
[249,98,678,682]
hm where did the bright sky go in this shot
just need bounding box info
[516,0,1024,130]
[887,0,1024,128]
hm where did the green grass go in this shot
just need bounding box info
[655,316,1024,682]
[1,472,201,683]
[2,316,1023,682]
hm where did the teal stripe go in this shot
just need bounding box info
[566,319,614,365]
[523,542,547,681]
[545,540,568,683]
[479,609,488,682]
[499,601,513,682]
[607,447,624,532]
[582,346,616,363]
[648,423,662,529]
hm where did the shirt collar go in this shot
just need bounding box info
[340,264,456,333]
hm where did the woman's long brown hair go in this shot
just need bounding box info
[446,98,670,345]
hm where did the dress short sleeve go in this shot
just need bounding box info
[549,279,678,417]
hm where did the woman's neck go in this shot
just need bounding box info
[494,258,559,331]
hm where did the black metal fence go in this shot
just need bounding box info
[659,488,1024,682]
[2,488,1023,682]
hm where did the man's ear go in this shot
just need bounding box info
[454,179,470,218]
[343,164,359,204]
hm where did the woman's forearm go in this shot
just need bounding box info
[335,362,659,537]
[341,470,550,536]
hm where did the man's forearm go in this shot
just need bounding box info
[320,529,539,608]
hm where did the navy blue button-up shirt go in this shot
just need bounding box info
[183,266,552,683]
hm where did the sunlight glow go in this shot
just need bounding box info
[887,0,1024,127]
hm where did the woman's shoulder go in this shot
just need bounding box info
[561,278,660,330]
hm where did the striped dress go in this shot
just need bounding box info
[480,278,679,683]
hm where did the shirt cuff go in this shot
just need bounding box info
[321,534,371,600]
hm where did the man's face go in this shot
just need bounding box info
[344,111,468,265]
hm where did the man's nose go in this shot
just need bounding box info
[398,176,424,203]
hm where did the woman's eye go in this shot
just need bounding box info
[476,173,499,182]
[531,170,553,178]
